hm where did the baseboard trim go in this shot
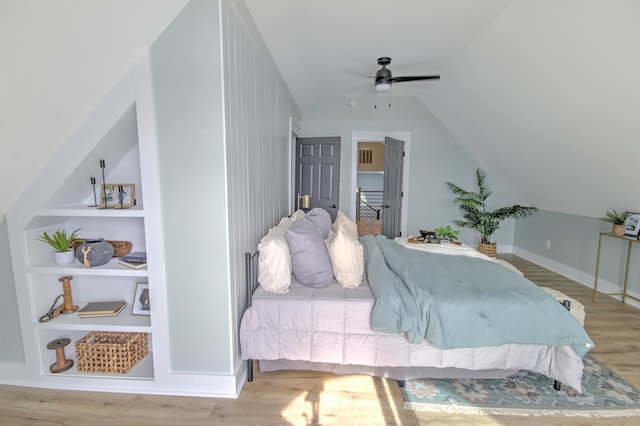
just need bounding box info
[512,247,640,310]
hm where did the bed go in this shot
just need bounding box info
[239,210,594,392]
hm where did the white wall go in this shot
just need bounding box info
[0,0,189,217]
[424,0,640,219]
[150,0,230,374]
[221,0,301,376]
[149,0,300,385]
[301,96,529,247]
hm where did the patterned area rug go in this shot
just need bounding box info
[401,354,640,417]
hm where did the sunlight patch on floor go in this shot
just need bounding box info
[279,374,393,424]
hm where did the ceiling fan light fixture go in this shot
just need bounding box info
[375,82,391,92]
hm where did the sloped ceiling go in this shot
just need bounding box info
[245,0,640,218]
[0,0,189,216]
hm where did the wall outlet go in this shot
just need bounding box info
[545,240,551,250]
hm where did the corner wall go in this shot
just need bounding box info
[149,0,300,389]
[514,209,640,305]
[0,216,24,364]
[151,0,230,374]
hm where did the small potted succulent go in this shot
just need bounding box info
[600,210,628,237]
[36,228,82,264]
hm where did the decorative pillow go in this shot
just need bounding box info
[257,217,293,294]
[332,210,358,239]
[327,230,364,289]
[285,220,334,288]
[305,207,332,239]
[290,209,307,222]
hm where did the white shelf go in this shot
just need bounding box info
[37,204,145,218]
[43,351,155,381]
[29,258,148,277]
[36,306,151,332]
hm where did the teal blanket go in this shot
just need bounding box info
[361,235,593,357]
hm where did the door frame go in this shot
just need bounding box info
[351,131,410,237]
[288,117,301,214]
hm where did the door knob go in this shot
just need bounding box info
[328,204,337,209]
[381,205,390,209]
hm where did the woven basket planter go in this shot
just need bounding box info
[479,242,497,257]
[75,331,148,374]
[612,224,626,237]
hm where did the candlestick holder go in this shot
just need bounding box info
[88,177,98,207]
[98,159,110,209]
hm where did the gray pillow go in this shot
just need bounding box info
[305,207,332,239]
[285,220,334,287]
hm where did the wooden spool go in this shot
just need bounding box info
[47,337,74,373]
[59,275,78,314]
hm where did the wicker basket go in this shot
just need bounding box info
[478,242,497,257]
[75,331,148,374]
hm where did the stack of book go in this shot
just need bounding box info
[118,252,147,269]
[78,300,126,318]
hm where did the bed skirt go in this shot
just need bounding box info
[258,359,518,381]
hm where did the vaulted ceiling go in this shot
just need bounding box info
[1,1,637,220]
[244,0,640,218]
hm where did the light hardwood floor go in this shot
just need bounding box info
[357,219,382,237]
[2,254,639,425]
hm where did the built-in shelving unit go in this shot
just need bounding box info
[6,52,168,392]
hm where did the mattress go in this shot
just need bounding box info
[239,276,586,392]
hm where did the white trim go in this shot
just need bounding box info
[352,131,410,237]
[133,49,171,389]
[288,117,299,214]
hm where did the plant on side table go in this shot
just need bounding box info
[36,228,83,265]
[600,210,628,237]
[445,169,537,257]
[434,225,461,244]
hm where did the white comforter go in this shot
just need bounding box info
[240,276,586,391]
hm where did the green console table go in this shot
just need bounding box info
[593,232,640,303]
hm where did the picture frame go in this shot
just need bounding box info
[132,282,150,316]
[99,183,135,208]
[624,212,640,237]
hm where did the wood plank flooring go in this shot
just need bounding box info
[357,219,382,236]
[1,254,639,425]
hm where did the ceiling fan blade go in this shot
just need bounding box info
[391,75,440,82]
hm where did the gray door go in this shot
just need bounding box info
[382,137,404,238]
[295,137,341,221]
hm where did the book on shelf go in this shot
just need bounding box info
[119,251,147,263]
[78,300,126,318]
[118,259,147,269]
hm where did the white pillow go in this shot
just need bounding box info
[257,217,293,293]
[332,210,358,239]
[327,230,364,289]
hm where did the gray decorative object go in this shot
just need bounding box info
[75,239,114,267]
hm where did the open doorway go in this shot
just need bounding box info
[351,131,410,238]
[355,141,384,236]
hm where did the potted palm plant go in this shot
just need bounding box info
[600,210,628,237]
[446,169,537,257]
[36,228,82,264]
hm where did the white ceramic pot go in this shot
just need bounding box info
[54,250,75,265]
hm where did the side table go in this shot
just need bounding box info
[593,232,640,303]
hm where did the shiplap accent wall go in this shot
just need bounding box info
[220,0,301,373]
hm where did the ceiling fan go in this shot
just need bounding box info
[374,57,440,92]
